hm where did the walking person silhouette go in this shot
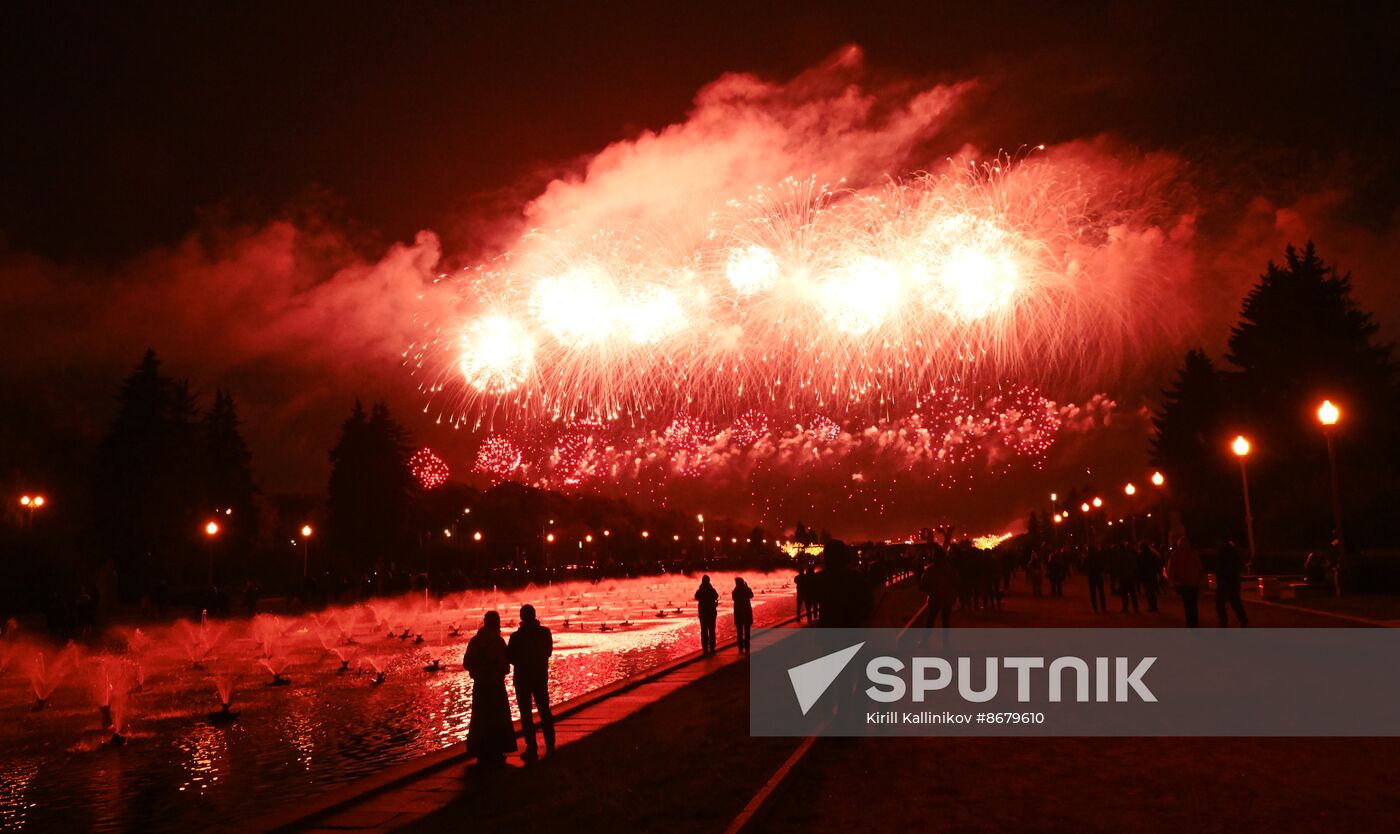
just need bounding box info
[1167,536,1204,628]
[1214,540,1249,627]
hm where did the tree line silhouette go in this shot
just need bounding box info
[1,351,780,623]
[1151,243,1400,581]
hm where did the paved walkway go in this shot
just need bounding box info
[267,630,775,833]
[736,572,1394,834]
[270,571,1380,833]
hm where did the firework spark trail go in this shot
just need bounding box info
[473,389,1111,509]
[410,155,1180,431]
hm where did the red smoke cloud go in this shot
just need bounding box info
[2,46,1397,533]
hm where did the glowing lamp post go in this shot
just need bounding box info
[1231,435,1258,571]
[1123,484,1139,544]
[1151,471,1166,487]
[1317,400,1345,593]
[19,494,45,528]
[300,524,313,578]
[204,520,221,585]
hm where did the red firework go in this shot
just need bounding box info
[663,415,716,477]
[805,415,841,443]
[473,436,523,479]
[410,447,450,489]
[729,410,771,446]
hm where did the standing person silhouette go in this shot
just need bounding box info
[802,564,820,621]
[1083,546,1108,613]
[1167,536,1205,628]
[463,611,516,766]
[1214,540,1249,627]
[508,604,555,762]
[920,545,959,633]
[1137,542,1162,613]
[1027,552,1045,598]
[694,575,719,653]
[732,578,754,653]
[816,541,874,628]
[1046,549,1067,598]
[1114,544,1140,613]
[794,564,808,622]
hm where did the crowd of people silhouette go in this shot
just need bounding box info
[459,533,1258,765]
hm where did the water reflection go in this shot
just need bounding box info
[0,757,39,830]
[279,692,320,772]
[177,723,227,794]
[0,574,792,832]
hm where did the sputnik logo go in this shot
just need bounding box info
[787,642,864,715]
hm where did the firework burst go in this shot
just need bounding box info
[409,447,450,489]
[410,154,1178,431]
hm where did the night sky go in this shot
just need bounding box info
[4,1,1399,536]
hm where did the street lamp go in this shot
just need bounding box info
[300,524,313,577]
[1121,484,1140,544]
[1151,471,1166,487]
[19,494,46,528]
[1317,400,1345,593]
[1232,435,1258,571]
[204,520,221,585]
[1091,496,1103,508]
[473,531,482,541]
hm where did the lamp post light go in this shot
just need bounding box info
[1148,471,1167,546]
[300,524,313,578]
[204,520,221,585]
[1124,484,1139,545]
[1231,435,1258,572]
[19,494,46,528]
[1317,400,1345,595]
